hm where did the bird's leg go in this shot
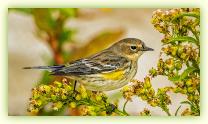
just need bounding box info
[72,80,79,99]
[73,80,77,92]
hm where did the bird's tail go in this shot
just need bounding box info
[23,65,65,71]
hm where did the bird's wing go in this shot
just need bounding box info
[51,51,129,76]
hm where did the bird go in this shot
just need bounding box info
[24,38,154,91]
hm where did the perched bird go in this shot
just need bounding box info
[24,38,153,91]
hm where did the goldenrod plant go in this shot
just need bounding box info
[151,8,200,116]
[28,78,127,116]
[123,8,200,116]
[20,8,200,116]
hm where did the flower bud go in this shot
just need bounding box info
[54,87,60,93]
[193,95,199,101]
[175,61,182,70]
[30,108,39,114]
[53,101,63,111]
[88,106,95,111]
[69,102,76,108]
[186,79,193,86]
[149,68,157,77]
[81,92,88,99]
[141,95,148,100]
[180,53,188,61]
[177,81,184,87]
[173,87,182,93]
[165,58,174,70]
[64,85,72,91]
[54,81,62,88]
[148,100,158,107]
[171,46,178,56]
[122,86,130,92]
[187,87,194,93]
[139,88,146,94]
[33,91,40,99]
[188,95,193,101]
[75,94,81,100]
[140,108,151,116]
[177,45,184,55]
[36,100,42,106]
[157,58,164,68]
[95,95,102,101]
[51,94,57,101]
[162,47,170,54]
[181,108,192,116]
[144,77,151,88]
[181,89,187,94]
[61,95,67,100]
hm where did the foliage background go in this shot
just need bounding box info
[8,8,192,115]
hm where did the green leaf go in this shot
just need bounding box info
[180,101,193,106]
[169,75,180,82]
[168,36,198,45]
[180,13,200,19]
[171,12,200,23]
[169,67,197,82]
[180,67,197,80]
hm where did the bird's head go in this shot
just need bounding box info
[110,38,154,60]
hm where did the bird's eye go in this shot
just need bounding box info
[130,46,137,51]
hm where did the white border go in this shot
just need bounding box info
[1,0,207,124]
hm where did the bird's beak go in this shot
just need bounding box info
[143,46,154,51]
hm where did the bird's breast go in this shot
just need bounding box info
[74,61,137,91]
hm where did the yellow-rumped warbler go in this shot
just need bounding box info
[24,38,153,91]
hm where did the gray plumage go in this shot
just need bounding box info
[24,50,129,76]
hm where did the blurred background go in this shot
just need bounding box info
[8,8,188,116]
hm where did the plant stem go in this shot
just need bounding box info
[47,34,64,64]
[114,109,129,116]
[165,110,171,116]
[122,100,129,115]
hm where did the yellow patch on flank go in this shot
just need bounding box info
[101,70,124,80]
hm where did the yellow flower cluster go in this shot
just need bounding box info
[28,78,127,116]
[122,8,200,116]
[152,8,199,43]
[151,8,200,116]
[139,108,151,116]
[122,77,172,115]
